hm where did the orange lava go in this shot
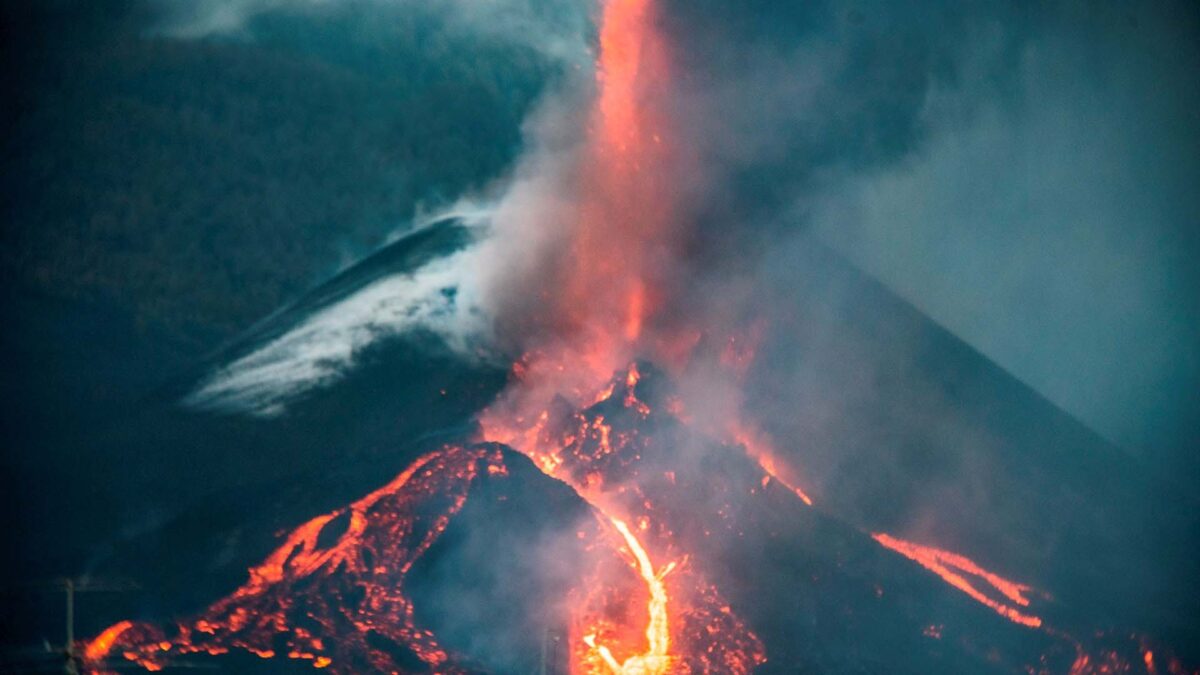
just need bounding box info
[482,360,766,674]
[477,0,697,663]
[871,532,1042,628]
[83,621,134,662]
[729,421,814,506]
[584,518,676,674]
[83,447,503,673]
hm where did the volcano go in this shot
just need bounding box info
[80,344,1195,674]
[52,215,1194,674]
[48,0,1199,671]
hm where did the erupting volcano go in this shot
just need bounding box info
[78,1,1198,674]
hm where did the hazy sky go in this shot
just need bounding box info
[810,0,1199,465]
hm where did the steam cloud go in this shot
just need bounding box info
[186,228,492,416]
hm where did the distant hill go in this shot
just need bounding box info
[0,0,557,349]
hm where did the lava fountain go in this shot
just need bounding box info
[479,0,695,669]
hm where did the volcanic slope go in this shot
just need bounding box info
[42,225,1197,673]
[85,364,1189,674]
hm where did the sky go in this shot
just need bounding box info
[807,0,1199,465]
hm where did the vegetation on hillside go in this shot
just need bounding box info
[1,1,560,347]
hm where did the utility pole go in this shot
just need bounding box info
[539,627,563,675]
[3,577,202,672]
[52,577,139,674]
[64,578,76,675]
[539,627,547,675]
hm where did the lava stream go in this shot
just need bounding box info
[83,446,502,674]
[83,622,134,663]
[871,532,1042,628]
[584,518,676,675]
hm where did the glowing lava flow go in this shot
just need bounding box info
[715,385,1043,633]
[739,438,1043,633]
[477,0,701,668]
[82,446,506,674]
[584,518,676,675]
[83,622,134,663]
[483,360,766,674]
[870,533,1042,628]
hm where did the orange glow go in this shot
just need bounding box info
[475,2,705,664]
[520,0,680,378]
[625,283,646,342]
[81,0,1190,667]
[482,361,765,674]
[730,421,814,506]
[85,447,502,673]
[84,620,134,662]
[583,518,676,674]
[596,0,649,153]
[241,451,446,594]
[872,533,1042,628]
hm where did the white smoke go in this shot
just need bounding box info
[147,0,593,63]
[185,223,493,416]
[181,38,596,418]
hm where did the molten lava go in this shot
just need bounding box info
[84,447,511,673]
[83,621,134,663]
[584,518,675,675]
[483,360,766,674]
[83,360,1196,674]
[729,421,814,506]
[871,532,1043,629]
